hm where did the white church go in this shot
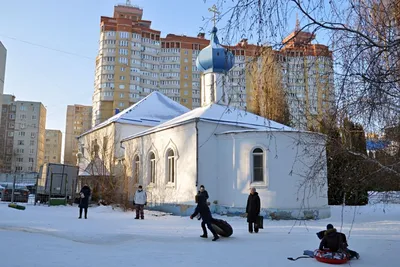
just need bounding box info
[120,26,330,220]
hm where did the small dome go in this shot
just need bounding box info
[195,27,235,74]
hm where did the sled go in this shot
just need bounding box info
[314,249,349,265]
[8,203,26,210]
[211,218,233,237]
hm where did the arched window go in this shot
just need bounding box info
[167,149,175,183]
[252,148,264,182]
[149,152,156,184]
[133,155,140,185]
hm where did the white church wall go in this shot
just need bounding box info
[197,121,252,204]
[115,123,150,159]
[123,122,197,211]
[214,131,330,219]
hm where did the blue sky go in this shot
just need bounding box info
[0,0,324,153]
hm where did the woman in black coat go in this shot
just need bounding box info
[79,184,91,219]
[246,187,261,233]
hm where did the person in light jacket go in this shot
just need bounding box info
[133,185,147,219]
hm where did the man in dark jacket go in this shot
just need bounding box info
[246,187,261,233]
[190,194,219,241]
[318,224,360,259]
[79,184,91,219]
[196,185,209,220]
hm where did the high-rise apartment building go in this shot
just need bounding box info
[92,3,257,126]
[0,95,46,172]
[277,23,334,130]
[93,3,334,130]
[64,104,92,165]
[0,94,16,172]
[0,42,6,120]
[44,129,62,164]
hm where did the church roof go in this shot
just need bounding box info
[121,104,296,142]
[79,91,189,137]
[195,27,235,74]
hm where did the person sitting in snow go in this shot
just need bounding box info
[133,185,147,220]
[318,224,359,259]
[190,193,219,241]
[196,185,209,220]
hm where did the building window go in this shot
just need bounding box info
[167,149,175,183]
[252,148,264,183]
[149,152,156,184]
[133,155,140,185]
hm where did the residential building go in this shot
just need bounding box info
[92,3,162,126]
[92,3,255,126]
[64,105,92,165]
[0,94,16,172]
[277,22,334,130]
[93,3,334,131]
[44,129,62,164]
[0,96,46,172]
[0,42,6,120]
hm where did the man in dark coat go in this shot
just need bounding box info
[190,194,219,241]
[318,224,360,259]
[196,185,209,220]
[79,184,91,219]
[246,187,261,233]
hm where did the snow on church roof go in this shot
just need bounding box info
[121,103,296,142]
[79,91,189,137]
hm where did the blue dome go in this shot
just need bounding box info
[195,27,235,74]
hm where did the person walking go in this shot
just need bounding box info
[246,187,261,233]
[133,185,147,219]
[196,185,209,220]
[190,194,219,241]
[79,184,91,219]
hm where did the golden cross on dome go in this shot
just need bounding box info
[208,4,220,27]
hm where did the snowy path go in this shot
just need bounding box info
[0,203,399,267]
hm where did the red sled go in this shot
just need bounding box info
[314,249,349,265]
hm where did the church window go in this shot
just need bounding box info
[252,148,264,182]
[133,155,140,185]
[167,149,175,183]
[149,152,156,184]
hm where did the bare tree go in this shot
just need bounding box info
[248,46,291,125]
[77,128,130,209]
[208,0,400,210]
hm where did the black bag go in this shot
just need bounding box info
[256,215,264,229]
[211,218,233,237]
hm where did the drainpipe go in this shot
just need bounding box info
[195,118,199,187]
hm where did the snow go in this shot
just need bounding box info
[81,91,190,136]
[0,203,399,267]
[122,103,295,141]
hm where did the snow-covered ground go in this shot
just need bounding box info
[0,203,399,267]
